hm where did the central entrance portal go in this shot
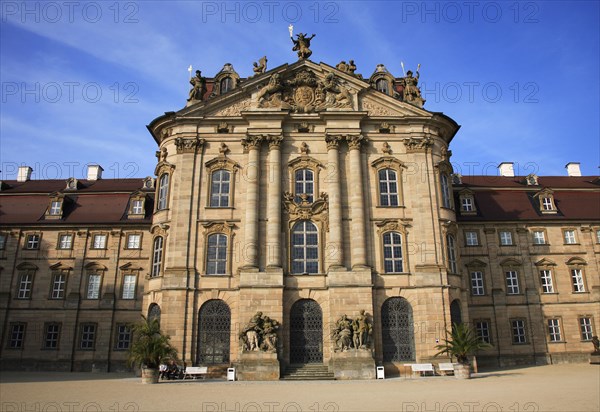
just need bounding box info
[289,299,323,364]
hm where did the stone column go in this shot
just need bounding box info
[266,135,283,268]
[346,134,368,269]
[325,135,344,270]
[241,135,263,268]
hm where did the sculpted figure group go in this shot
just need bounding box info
[332,310,372,352]
[240,312,280,353]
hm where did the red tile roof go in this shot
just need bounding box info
[456,176,600,221]
[0,179,153,226]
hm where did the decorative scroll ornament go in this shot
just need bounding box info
[214,98,251,116]
[403,137,433,153]
[283,191,329,231]
[239,312,280,353]
[331,311,372,352]
[362,99,394,116]
[174,137,205,154]
[382,142,392,154]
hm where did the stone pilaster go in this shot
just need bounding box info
[241,135,263,268]
[325,134,344,270]
[266,135,283,268]
[346,134,368,269]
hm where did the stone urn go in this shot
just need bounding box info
[453,363,471,379]
[141,367,159,384]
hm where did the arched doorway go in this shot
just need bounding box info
[197,300,231,364]
[450,299,462,327]
[381,297,415,362]
[289,299,323,364]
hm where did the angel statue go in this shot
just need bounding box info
[252,56,267,76]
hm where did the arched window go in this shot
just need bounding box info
[450,299,462,327]
[198,300,231,364]
[220,77,233,94]
[383,232,403,273]
[381,297,415,362]
[206,234,227,275]
[210,170,231,207]
[157,173,169,210]
[440,174,451,209]
[151,236,164,277]
[148,303,161,326]
[294,169,314,203]
[446,234,457,274]
[291,221,318,274]
[378,169,399,206]
[376,79,389,94]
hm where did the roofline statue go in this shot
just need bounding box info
[291,31,316,60]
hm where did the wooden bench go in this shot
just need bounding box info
[404,363,435,376]
[183,366,208,380]
[437,363,457,375]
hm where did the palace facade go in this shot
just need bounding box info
[1,56,598,376]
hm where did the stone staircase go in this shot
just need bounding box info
[281,364,335,380]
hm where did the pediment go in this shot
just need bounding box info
[359,88,431,118]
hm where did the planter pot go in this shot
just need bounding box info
[453,363,471,379]
[141,368,159,384]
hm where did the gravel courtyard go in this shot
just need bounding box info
[1,363,598,412]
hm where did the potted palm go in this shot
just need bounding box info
[128,315,178,384]
[435,323,490,379]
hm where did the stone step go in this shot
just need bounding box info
[281,364,335,380]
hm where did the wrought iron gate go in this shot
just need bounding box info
[197,300,231,364]
[381,297,415,362]
[289,299,323,364]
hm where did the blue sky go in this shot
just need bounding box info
[1,0,598,179]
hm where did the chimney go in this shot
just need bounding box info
[87,165,103,181]
[498,162,514,177]
[565,162,581,177]
[17,166,33,182]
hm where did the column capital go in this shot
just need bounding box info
[325,134,343,150]
[241,134,264,153]
[346,134,368,150]
[174,137,205,154]
[267,135,284,150]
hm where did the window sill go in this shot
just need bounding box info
[563,243,580,246]
[376,205,405,209]
[541,292,558,295]
[205,206,234,210]
[548,341,566,344]
[202,273,232,277]
[571,291,589,294]
[380,272,410,275]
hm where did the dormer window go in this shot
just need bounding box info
[220,77,233,94]
[458,189,477,215]
[128,191,146,219]
[534,188,557,214]
[376,79,389,94]
[45,193,65,219]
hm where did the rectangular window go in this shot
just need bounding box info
[87,274,101,299]
[0,233,7,250]
[548,319,562,342]
[58,234,73,250]
[151,237,163,277]
[50,272,67,299]
[9,323,26,349]
[441,174,451,209]
[115,325,132,350]
[533,231,546,245]
[579,317,593,341]
[378,169,399,207]
[596,230,600,244]
[210,170,231,207]
[80,324,96,350]
[17,273,33,299]
[465,231,479,246]
[122,274,136,299]
[132,200,144,214]
[511,319,527,344]
[475,320,491,344]
[499,231,513,246]
[127,234,141,249]
[505,271,520,294]
[49,201,62,215]
[206,234,228,275]
[470,271,485,295]
[542,197,553,210]
[157,173,169,210]
[92,234,107,249]
[563,230,577,244]
[571,269,585,292]
[44,323,60,349]
[540,270,554,293]
[461,197,473,211]
[26,234,40,250]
